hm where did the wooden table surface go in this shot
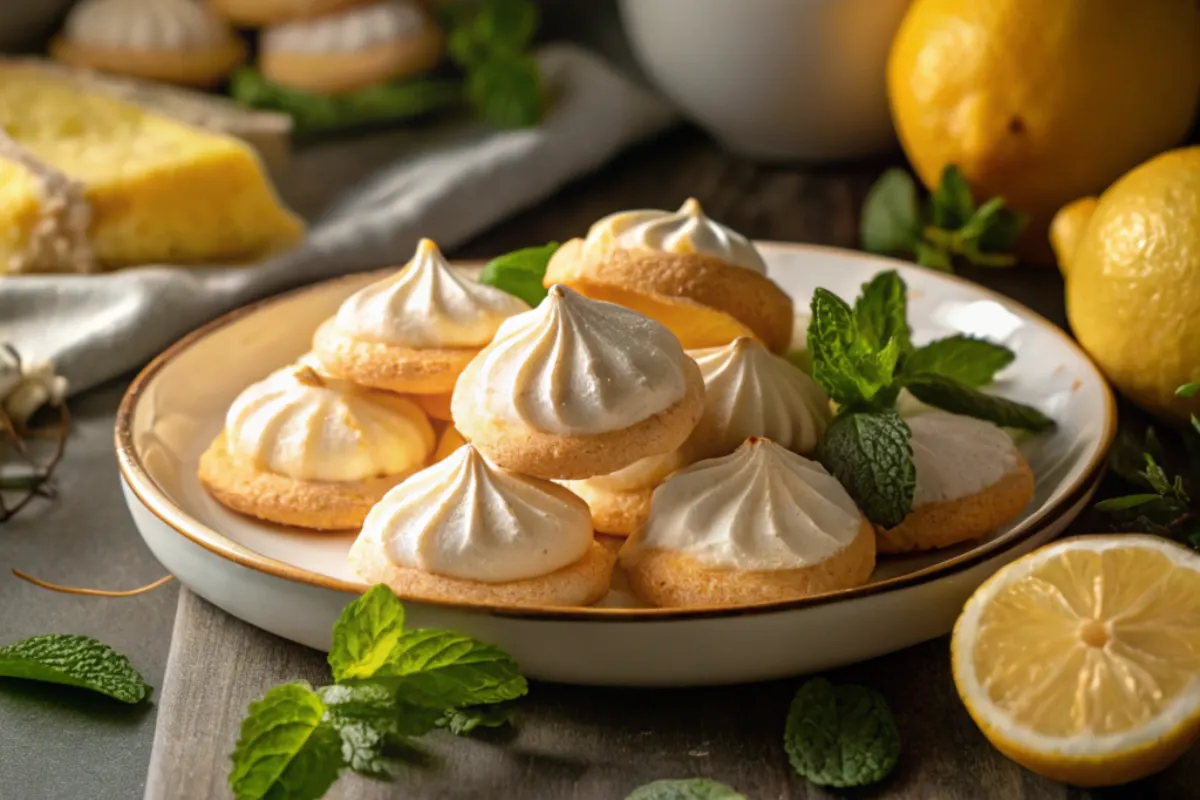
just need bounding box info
[140,126,1198,800]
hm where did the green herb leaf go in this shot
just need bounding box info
[784,678,900,788]
[958,196,1008,242]
[1177,382,1200,398]
[466,54,542,129]
[975,209,1027,254]
[817,410,915,528]
[1094,494,1164,513]
[447,0,539,67]
[808,289,901,408]
[329,585,406,684]
[318,683,442,777]
[230,68,462,137]
[959,239,1017,268]
[229,682,343,800]
[0,634,149,704]
[626,779,747,800]
[903,374,1055,432]
[439,704,512,735]
[370,629,528,709]
[854,270,912,354]
[913,241,953,272]
[929,164,975,230]
[478,242,560,306]
[860,170,920,255]
[902,335,1014,387]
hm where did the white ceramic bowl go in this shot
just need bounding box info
[618,0,911,161]
[116,243,1115,686]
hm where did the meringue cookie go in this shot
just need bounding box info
[471,284,688,436]
[582,198,767,273]
[208,0,371,28]
[52,0,245,87]
[620,438,875,607]
[198,363,435,530]
[314,238,527,394]
[452,285,705,480]
[564,337,830,536]
[348,445,615,606]
[876,411,1035,554]
[259,0,444,94]
[543,198,794,352]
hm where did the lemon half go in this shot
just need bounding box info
[952,535,1200,786]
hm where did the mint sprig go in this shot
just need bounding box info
[438,704,512,735]
[626,779,747,799]
[0,633,150,704]
[478,241,560,306]
[229,585,528,799]
[807,270,1051,525]
[818,410,915,529]
[447,0,543,128]
[861,165,1027,272]
[1096,384,1200,551]
[784,677,900,788]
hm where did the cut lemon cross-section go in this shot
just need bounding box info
[952,535,1200,787]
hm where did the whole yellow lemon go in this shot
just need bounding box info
[888,0,1200,262]
[1053,148,1200,423]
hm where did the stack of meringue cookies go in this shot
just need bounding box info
[52,0,442,94]
[199,200,1037,609]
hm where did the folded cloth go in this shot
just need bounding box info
[0,45,675,396]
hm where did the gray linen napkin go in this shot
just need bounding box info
[0,44,675,395]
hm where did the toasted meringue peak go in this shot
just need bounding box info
[582,197,766,273]
[332,238,529,348]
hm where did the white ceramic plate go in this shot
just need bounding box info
[116,243,1115,686]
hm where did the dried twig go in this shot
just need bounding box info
[11,568,175,597]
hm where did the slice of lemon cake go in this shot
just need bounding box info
[0,62,304,274]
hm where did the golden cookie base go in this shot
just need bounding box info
[198,432,416,531]
[348,538,616,607]
[876,454,1036,554]
[620,520,876,608]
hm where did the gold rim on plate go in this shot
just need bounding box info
[114,244,1117,621]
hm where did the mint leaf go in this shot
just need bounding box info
[479,242,559,306]
[626,779,747,800]
[0,634,149,704]
[903,335,1014,387]
[808,289,900,408]
[929,164,975,230]
[904,374,1054,432]
[860,169,920,254]
[1094,494,1163,513]
[784,678,900,788]
[974,208,1027,254]
[229,682,343,800]
[958,196,1008,242]
[913,241,953,272]
[1177,382,1200,398]
[817,410,915,528]
[854,270,911,354]
[448,0,539,66]
[371,629,528,709]
[329,584,406,683]
[466,54,542,129]
[439,704,512,735]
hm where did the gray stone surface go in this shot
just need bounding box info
[0,378,178,800]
